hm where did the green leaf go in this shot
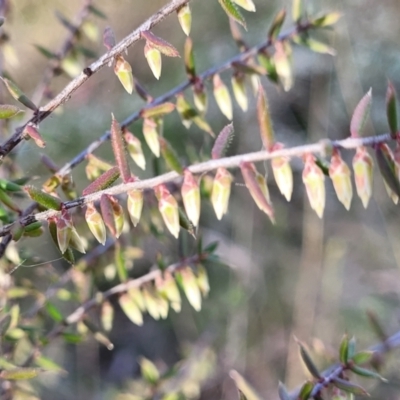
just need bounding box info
[0,368,42,380]
[140,357,160,384]
[218,0,247,29]
[268,9,286,41]
[333,377,369,396]
[375,143,400,198]
[295,338,321,379]
[257,86,275,150]
[312,12,342,28]
[0,104,23,119]
[350,365,387,382]
[386,80,398,138]
[34,44,58,59]
[45,302,64,323]
[88,5,107,19]
[350,88,372,137]
[347,336,356,359]
[339,334,349,364]
[298,381,314,400]
[35,355,66,373]
[0,78,37,111]
[352,350,374,365]
[292,0,303,22]
[229,370,261,400]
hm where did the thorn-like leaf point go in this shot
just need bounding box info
[127,190,143,227]
[294,337,321,379]
[240,162,275,223]
[82,166,120,196]
[124,131,146,170]
[386,81,398,138]
[154,184,180,238]
[211,167,232,220]
[213,74,233,120]
[24,185,62,210]
[23,124,45,148]
[111,114,131,183]
[329,150,353,210]
[144,43,162,80]
[353,146,373,208]
[218,0,247,29]
[114,55,133,94]
[302,154,325,218]
[231,74,248,112]
[177,4,192,36]
[103,26,116,50]
[257,86,275,150]
[271,143,293,201]
[1,78,37,111]
[85,203,107,245]
[212,123,234,159]
[182,170,201,227]
[143,118,161,157]
[350,88,372,138]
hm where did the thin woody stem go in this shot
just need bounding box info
[55,22,310,178]
[0,0,189,159]
[0,131,392,237]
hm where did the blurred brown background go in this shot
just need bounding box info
[3,0,400,399]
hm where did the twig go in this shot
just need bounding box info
[45,253,203,340]
[0,131,392,237]
[288,329,400,399]
[0,0,190,159]
[55,22,310,178]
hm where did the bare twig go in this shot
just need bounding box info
[0,131,392,238]
[0,0,190,159]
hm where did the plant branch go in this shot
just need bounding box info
[0,131,392,238]
[45,253,203,340]
[0,0,189,159]
[55,22,309,179]
[288,329,400,399]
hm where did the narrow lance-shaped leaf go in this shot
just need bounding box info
[350,365,387,382]
[229,370,261,400]
[182,170,201,227]
[56,209,73,254]
[140,358,160,385]
[127,189,143,227]
[156,271,181,313]
[213,74,233,120]
[298,381,314,400]
[339,334,350,364]
[302,154,325,218]
[144,43,162,80]
[124,131,146,170]
[353,146,373,208]
[268,9,286,41]
[211,167,232,220]
[240,162,275,223]
[329,150,353,210]
[274,41,293,92]
[100,194,124,238]
[278,382,291,400]
[232,0,255,12]
[350,88,372,137]
[24,185,62,210]
[292,0,303,22]
[0,105,23,119]
[177,4,192,36]
[143,118,161,157]
[232,74,248,112]
[212,123,234,159]
[271,142,293,201]
[0,368,43,380]
[141,102,175,119]
[257,86,275,150]
[23,124,45,148]
[82,166,120,196]
[333,377,369,396]
[111,114,131,183]
[179,267,202,312]
[103,26,116,50]
[1,78,37,111]
[184,37,195,78]
[154,184,180,238]
[295,337,321,379]
[376,143,400,199]
[85,203,107,245]
[33,45,57,60]
[193,83,208,113]
[119,293,143,325]
[48,218,75,264]
[114,55,133,94]
[311,12,342,28]
[386,81,398,138]
[141,31,180,57]
[159,137,183,174]
[69,226,86,254]
[218,0,247,29]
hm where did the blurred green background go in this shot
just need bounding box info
[2,0,400,399]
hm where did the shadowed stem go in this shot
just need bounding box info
[287,329,400,399]
[0,131,393,238]
[0,0,189,159]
